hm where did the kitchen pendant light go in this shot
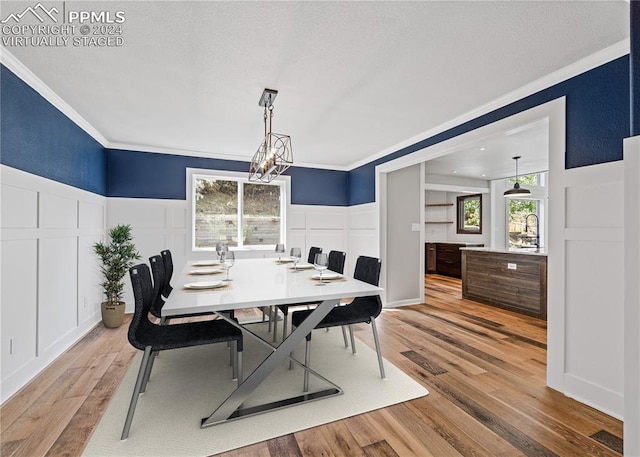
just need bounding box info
[248,88,293,183]
[504,156,531,197]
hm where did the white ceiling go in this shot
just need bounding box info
[425,118,549,181]
[2,1,629,170]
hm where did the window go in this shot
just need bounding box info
[456,194,482,234]
[505,171,546,251]
[191,172,286,250]
[507,199,543,250]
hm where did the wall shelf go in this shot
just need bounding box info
[425,203,453,207]
[425,221,454,224]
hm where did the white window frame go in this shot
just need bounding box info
[504,172,548,251]
[187,168,290,252]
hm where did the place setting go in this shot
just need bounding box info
[183,280,229,291]
[191,260,221,267]
[310,252,344,285]
[184,251,235,290]
[187,267,223,275]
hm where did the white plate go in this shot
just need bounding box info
[188,268,221,275]
[274,258,294,263]
[311,272,343,280]
[192,260,221,267]
[183,281,225,290]
[289,263,314,270]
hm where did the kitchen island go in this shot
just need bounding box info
[460,247,547,320]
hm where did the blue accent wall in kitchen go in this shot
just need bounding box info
[0,65,106,195]
[349,56,630,205]
[106,149,350,206]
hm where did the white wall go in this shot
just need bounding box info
[385,164,422,307]
[346,202,379,277]
[107,198,350,312]
[624,136,640,456]
[1,165,105,403]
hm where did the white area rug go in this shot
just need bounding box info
[84,322,428,456]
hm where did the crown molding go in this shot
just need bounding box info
[0,48,109,147]
[2,38,629,173]
[107,142,349,171]
[347,39,630,171]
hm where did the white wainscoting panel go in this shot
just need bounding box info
[78,234,104,327]
[288,211,306,230]
[623,136,640,456]
[549,160,624,419]
[38,236,78,353]
[347,202,379,281]
[1,185,37,228]
[40,193,78,228]
[0,239,38,383]
[0,165,106,403]
[79,200,105,229]
[564,239,624,414]
[306,211,346,230]
[107,198,188,311]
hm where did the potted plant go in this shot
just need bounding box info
[93,224,141,328]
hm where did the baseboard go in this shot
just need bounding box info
[563,373,624,420]
[384,298,422,309]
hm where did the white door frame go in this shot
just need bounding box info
[376,96,565,382]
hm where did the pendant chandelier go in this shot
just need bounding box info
[248,88,293,183]
[504,156,531,197]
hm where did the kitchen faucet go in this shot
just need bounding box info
[524,213,540,248]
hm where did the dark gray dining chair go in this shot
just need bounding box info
[160,249,173,297]
[273,249,347,344]
[121,263,243,440]
[150,254,235,325]
[291,255,384,391]
[270,246,324,342]
[307,246,323,264]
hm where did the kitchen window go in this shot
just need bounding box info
[190,171,287,251]
[507,199,544,251]
[456,194,482,234]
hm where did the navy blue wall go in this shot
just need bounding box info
[0,65,106,195]
[1,53,630,207]
[632,1,640,137]
[349,56,630,205]
[106,149,350,206]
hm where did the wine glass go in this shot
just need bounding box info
[275,243,285,262]
[290,247,302,272]
[220,250,235,281]
[215,242,228,262]
[313,253,329,286]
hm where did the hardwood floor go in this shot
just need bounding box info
[0,275,623,456]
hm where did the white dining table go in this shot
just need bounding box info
[162,257,383,428]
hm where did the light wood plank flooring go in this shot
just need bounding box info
[1,275,623,456]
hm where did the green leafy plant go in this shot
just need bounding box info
[93,224,141,304]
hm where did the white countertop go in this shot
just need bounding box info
[460,246,547,257]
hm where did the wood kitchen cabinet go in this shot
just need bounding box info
[425,242,483,278]
[425,243,437,273]
[436,243,465,278]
